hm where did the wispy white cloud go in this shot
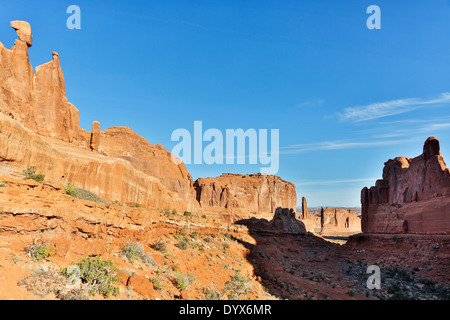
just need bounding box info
[369,117,450,138]
[338,92,450,122]
[296,99,325,109]
[295,178,377,186]
[281,138,414,154]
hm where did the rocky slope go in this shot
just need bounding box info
[0,176,272,300]
[2,176,447,300]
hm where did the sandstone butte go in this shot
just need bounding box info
[298,197,362,236]
[0,21,297,222]
[360,137,450,235]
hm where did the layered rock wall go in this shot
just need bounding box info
[361,137,450,234]
[320,207,361,235]
[99,126,198,210]
[0,112,186,210]
[193,173,297,221]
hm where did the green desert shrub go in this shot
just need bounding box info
[150,272,164,290]
[204,284,222,300]
[164,209,177,217]
[25,240,54,262]
[22,166,45,183]
[175,272,196,290]
[64,182,78,196]
[121,243,145,262]
[0,182,5,187]
[223,270,253,300]
[121,243,155,266]
[60,257,120,298]
[151,239,167,253]
[66,186,107,204]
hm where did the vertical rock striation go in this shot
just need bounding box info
[361,137,450,234]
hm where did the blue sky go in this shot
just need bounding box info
[1,0,450,207]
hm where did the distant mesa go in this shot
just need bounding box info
[297,197,362,236]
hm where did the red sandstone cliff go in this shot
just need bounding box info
[361,137,450,234]
[0,21,298,222]
[99,126,198,210]
[194,173,297,222]
[0,23,80,144]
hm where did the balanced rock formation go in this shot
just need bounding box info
[361,137,450,234]
[0,21,187,210]
[194,173,297,222]
[0,22,80,144]
[10,21,32,47]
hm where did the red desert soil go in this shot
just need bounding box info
[0,176,448,300]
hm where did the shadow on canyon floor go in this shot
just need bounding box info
[234,218,450,300]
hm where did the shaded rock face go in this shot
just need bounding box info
[300,196,308,219]
[194,173,297,221]
[237,207,306,234]
[361,137,450,234]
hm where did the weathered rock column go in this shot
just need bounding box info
[301,197,308,219]
[90,121,100,151]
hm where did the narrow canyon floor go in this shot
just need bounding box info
[0,177,448,300]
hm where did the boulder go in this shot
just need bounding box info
[238,207,306,234]
[127,275,155,299]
